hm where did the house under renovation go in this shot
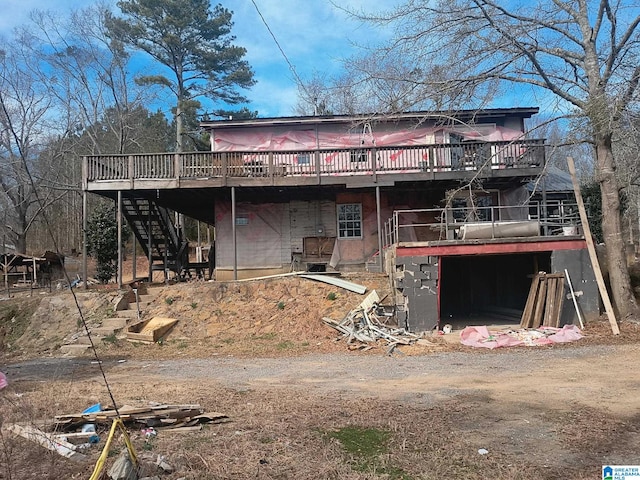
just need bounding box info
[82,107,598,331]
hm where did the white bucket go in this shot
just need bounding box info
[562,226,578,236]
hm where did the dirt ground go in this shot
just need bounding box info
[2,269,640,479]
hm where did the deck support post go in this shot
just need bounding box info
[117,191,123,289]
[376,186,383,272]
[148,204,152,282]
[542,175,548,236]
[232,186,237,281]
[82,190,88,290]
[132,234,136,280]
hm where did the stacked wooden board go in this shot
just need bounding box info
[520,272,566,328]
[54,403,228,431]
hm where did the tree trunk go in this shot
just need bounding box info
[596,135,639,321]
[15,234,27,255]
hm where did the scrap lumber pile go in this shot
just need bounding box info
[54,403,229,432]
[520,272,566,329]
[5,403,228,464]
[323,290,420,350]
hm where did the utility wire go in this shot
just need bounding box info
[250,0,315,103]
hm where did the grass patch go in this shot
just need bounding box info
[276,340,295,350]
[276,300,285,310]
[165,297,174,305]
[326,292,338,301]
[325,426,412,479]
[252,332,277,340]
[102,332,118,344]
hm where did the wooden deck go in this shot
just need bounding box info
[83,139,545,191]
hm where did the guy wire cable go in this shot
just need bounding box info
[250,0,315,102]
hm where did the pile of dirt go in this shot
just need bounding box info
[101,273,399,358]
[2,272,407,359]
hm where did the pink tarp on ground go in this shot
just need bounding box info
[460,325,583,349]
[0,371,7,390]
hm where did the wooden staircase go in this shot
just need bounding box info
[121,195,189,278]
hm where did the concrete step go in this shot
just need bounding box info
[114,309,141,318]
[60,344,92,356]
[91,326,122,336]
[102,318,129,329]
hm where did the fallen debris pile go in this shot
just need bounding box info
[323,290,420,351]
[4,403,230,466]
[54,403,228,431]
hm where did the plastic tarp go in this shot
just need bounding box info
[0,371,7,390]
[215,202,288,269]
[460,324,583,349]
[212,125,525,152]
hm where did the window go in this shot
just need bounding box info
[235,214,249,226]
[337,204,362,238]
[297,153,310,165]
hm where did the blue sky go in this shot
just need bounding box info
[2,0,399,117]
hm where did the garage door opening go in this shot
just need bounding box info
[439,252,551,327]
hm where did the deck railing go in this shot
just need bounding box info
[85,139,545,182]
[383,202,581,247]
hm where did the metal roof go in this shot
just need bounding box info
[200,107,540,129]
[527,166,574,193]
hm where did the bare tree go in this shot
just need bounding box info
[0,41,64,253]
[347,0,640,321]
[16,3,164,253]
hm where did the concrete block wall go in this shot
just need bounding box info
[394,256,439,332]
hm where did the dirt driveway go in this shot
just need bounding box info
[3,341,640,479]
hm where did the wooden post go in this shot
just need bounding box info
[567,156,620,335]
[231,186,237,281]
[132,234,137,281]
[376,186,383,271]
[117,191,123,289]
[148,204,153,282]
[82,190,88,290]
[315,151,321,184]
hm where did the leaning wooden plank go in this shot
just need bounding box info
[553,277,566,328]
[565,268,585,329]
[567,156,619,334]
[299,274,367,294]
[543,277,557,327]
[520,273,542,328]
[532,274,547,328]
[6,424,86,462]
